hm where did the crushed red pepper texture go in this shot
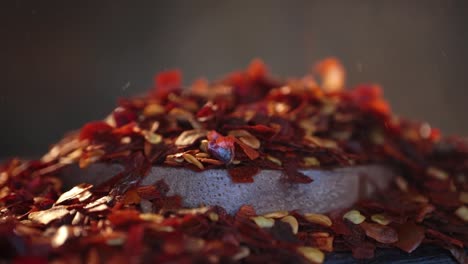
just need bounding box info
[1,58,467,263]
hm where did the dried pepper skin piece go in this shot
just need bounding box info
[426,228,465,248]
[348,85,391,117]
[152,69,182,99]
[342,221,376,259]
[233,137,260,160]
[113,107,137,127]
[108,209,142,226]
[393,222,425,253]
[228,166,260,183]
[223,59,278,105]
[79,121,114,141]
[136,185,161,200]
[328,209,352,236]
[283,162,313,184]
[359,222,398,244]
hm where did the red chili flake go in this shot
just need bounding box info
[343,223,375,259]
[328,209,351,236]
[33,197,56,210]
[350,84,383,103]
[429,192,461,208]
[152,69,182,98]
[307,234,334,252]
[426,228,464,248]
[393,222,425,253]
[13,256,48,264]
[113,107,137,127]
[283,162,313,184]
[132,152,152,172]
[235,205,256,220]
[196,102,216,122]
[269,118,297,141]
[206,130,221,141]
[154,195,182,211]
[360,222,398,244]
[382,143,419,170]
[136,185,161,200]
[429,127,441,141]
[108,209,141,226]
[234,138,260,160]
[112,121,137,136]
[224,72,248,94]
[415,204,435,222]
[247,58,268,80]
[424,179,452,191]
[79,121,113,141]
[349,85,391,116]
[161,232,186,255]
[124,224,145,257]
[122,188,141,205]
[367,99,391,117]
[228,166,260,183]
[148,144,177,164]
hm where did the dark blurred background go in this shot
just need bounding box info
[1,0,468,159]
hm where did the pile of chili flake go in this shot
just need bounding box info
[0,58,467,263]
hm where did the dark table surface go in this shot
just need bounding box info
[327,245,460,264]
